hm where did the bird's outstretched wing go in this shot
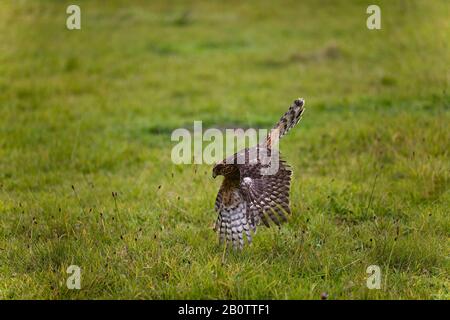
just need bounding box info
[266,98,305,148]
[239,159,292,229]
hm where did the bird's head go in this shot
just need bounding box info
[212,162,239,179]
[212,163,224,179]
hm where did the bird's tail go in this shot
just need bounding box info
[215,208,252,250]
[266,98,305,148]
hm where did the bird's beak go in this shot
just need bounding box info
[212,172,217,179]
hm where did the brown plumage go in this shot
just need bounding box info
[212,98,305,249]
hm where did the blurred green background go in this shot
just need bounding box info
[0,0,448,299]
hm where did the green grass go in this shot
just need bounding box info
[0,0,448,299]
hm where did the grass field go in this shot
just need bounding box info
[0,0,448,299]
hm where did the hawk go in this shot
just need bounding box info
[212,98,305,249]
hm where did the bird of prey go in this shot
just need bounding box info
[212,98,305,249]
